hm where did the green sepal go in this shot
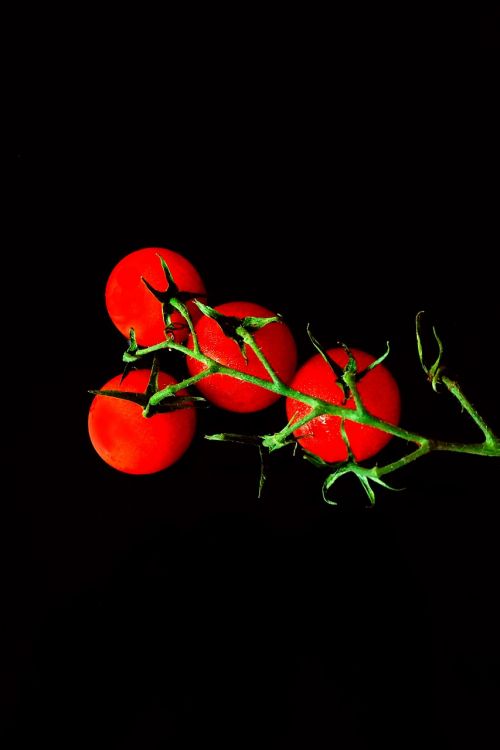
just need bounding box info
[144,355,160,399]
[90,356,204,416]
[194,300,243,340]
[204,432,262,445]
[302,451,331,468]
[144,356,208,415]
[88,387,205,415]
[87,389,148,407]
[429,327,445,391]
[123,328,139,363]
[241,314,282,330]
[306,325,348,401]
[367,473,403,492]
[356,341,391,381]
[416,311,446,391]
[358,475,376,505]
[339,418,354,461]
[307,329,392,397]
[141,255,205,338]
[122,329,140,381]
[322,464,353,505]
[319,459,403,506]
[194,300,280,363]
[339,342,357,376]
[142,255,203,304]
[152,395,208,413]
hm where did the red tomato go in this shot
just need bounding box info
[285,347,401,462]
[88,369,197,474]
[105,247,207,346]
[186,301,297,412]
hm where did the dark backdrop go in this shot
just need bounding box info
[7,10,499,748]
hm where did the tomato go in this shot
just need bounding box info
[105,247,207,347]
[285,347,401,462]
[88,369,197,474]
[186,301,298,412]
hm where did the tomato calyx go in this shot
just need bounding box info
[88,357,206,417]
[307,325,391,403]
[307,326,349,401]
[141,255,205,339]
[303,451,401,507]
[295,416,400,505]
[416,311,447,391]
[194,300,282,362]
[323,461,400,507]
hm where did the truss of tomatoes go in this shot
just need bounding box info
[88,246,401,475]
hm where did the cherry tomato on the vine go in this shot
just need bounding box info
[285,347,401,462]
[186,301,298,413]
[88,369,197,474]
[105,246,207,346]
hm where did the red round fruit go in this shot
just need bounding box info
[105,246,207,347]
[186,301,297,413]
[285,347,401,462]
[88,369,197,474]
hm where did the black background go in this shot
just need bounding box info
[7,8,500,748]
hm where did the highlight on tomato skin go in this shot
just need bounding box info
[285,347,401,463]
[105,246,207,347]
[88,369,197,475]
[186,301,298,413]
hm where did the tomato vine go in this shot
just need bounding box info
[89,251,500,504]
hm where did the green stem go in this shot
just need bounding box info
[432,439,500,457]
[375,443,432,477]
[170,298,200,353]
[442,374,498,446]
[262,408,322,450]
[148,368,216,407]
[128,326,500,467]
[343,371,368,415]
[130,339,484,446]
[239,327,282,385]
[375,436,500,479]
[133,339,333,409]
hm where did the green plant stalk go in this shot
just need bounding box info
[88,254,500,503]
[119,292,500,504]
[129,329,500,468]
[132,338,415,437]
[170,298,201,353]
[239,328,281,385]
[262,408,324,451]
[441,374,497,446]
[147,368,215,408]
[373,440,500,479]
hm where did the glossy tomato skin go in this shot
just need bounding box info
[285,348,401,462]
[88,369,197,474]
[186,301,298,413]
[105,247,207,347]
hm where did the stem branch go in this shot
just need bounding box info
[239,328,282,385]
[126,317,500,480]
[442,374,498,446]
